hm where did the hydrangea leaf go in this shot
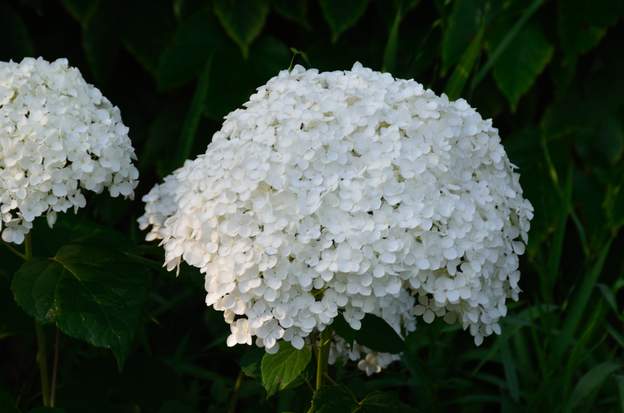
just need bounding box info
[214,0,270,58]
[333,314,404,354]
[240,347,264,378]
[11,245,150,367]
[492,23,553,110]
[260,342,311,397]
[320,0,369,42]
[157,8,226,91]
[558,0,623,58]
[311,386,355,413]
[204,36,290,119]
[441,0,482,73]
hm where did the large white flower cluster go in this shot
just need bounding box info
[0,58,139,244]
[139,63,532,373]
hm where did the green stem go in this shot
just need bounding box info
[308,328,333,413]
[25,234,51,407]
[50,328,60,407]
[227,370,244,413]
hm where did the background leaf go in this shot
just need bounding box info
[320,0,370,42]
[214,0,270,58]
[261,342,311,397]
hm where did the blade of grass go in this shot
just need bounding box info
[553,236,614,362]
[175,52,214,170]
[500,338,520,402]
[470,0,544,91]
[567,362,621,411]
[382,5,402,73]
[445,25,484,100]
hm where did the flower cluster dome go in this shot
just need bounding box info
[0,57,139,244]
[139,63,533,373]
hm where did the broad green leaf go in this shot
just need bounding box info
[0,3,35,60]
[214,0,270,58]
[204,36,290,120]
[320,0,369,42]
[61,0,98,22]
[492,23,553,110]
[12,245,150,366]
[157,9,225,91]
[568,362,621,410]
[261,342,311,396]
[332,313,404,354]
[240,347,264,378]
[558,0,623,58]
[273,0,310,29]
[312,386,355,413]
[444,26,484,100]
[382,7,401,73]
[441,0,482,73]
[80,1,120,90]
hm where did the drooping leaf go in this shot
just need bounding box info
[12,245,150,367]
[240,347,264,378]
[214,0,270,58]
[445,25,484,100]
[320,0,369,42]
[568,362,621,410]
[157,9,225,91]
[260,342,311,396]
[492,23,553,110]
[312,386,355,413]
[332,313,404,354]
[441,0,482,73]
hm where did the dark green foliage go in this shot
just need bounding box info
[1,0,623,412]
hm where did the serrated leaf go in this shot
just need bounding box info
[157,9,225,91]
[12,245,150,367]
[214,0,270,58]
[492,23,553,110]
[261,342,311,396]
[441,0,482,73]
[320,0,369,42]
[332,313,404,354]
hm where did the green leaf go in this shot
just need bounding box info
[214,0,270,58]
[568,362,621,410]
[320,0,369,42]
[382,7,402,73]
[358,391,413,412]
[61,0,98,22]
[332,313,404,354]
[441,0,482,73]
[0,3,35,60]
[204,36,290,120]
[157,9,225,91]
[616,375,624,413]
[175,53,214,169]
[312,386,355,413]
[80,1,120,88]
[558,0,623,58]
[444,26,484,100]
[492,23,553,110]
[273,0,310,29]
[240,347,264,378]
[260,342,311,396]
[12,245,150,367]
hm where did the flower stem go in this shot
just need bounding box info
[227,370,244,413]
[307,327,333,413]
[25,234,51,407]
[50,328,60,407]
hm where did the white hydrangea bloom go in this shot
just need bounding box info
[139,63,533,374]
[0,58,139,244]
